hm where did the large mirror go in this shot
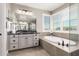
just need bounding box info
[7,9,36,34]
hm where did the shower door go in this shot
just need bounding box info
[54,3,79,56]
[53,4,70,56]
[69,3,79,56]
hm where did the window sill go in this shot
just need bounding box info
[53,31,79,34]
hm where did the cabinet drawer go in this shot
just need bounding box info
[10,35,18,38]
[34,34,39,37]
[19,34,34,37]
[9,44,18,50]
[34,36,39,38]
[10,38,18,44]
[19,36,28,40]
[19,36,34,40]
[34,34,37,36]
[34,37,39,40]
[19,36,34,48]
[25,38,33,47]
[34,39,39,46]
[34,35,39,39]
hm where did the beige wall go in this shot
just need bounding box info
[0,3,8,56]
[0,4,3,56]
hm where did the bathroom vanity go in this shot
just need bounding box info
[8,33,39,51]
[6,6,40,51]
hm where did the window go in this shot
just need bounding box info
[63,8,69,31]
[63,19,79,31]
[69,4,79,31]
[43,14,50,32]
[63,19,69,31]
[53,6,79,33]
[70,19,79,31]
[53,12,62,31]
[44,16,50,30]
[63,6,79,31]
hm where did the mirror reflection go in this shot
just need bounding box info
[7,9,36,34]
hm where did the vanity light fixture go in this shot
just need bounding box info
[16,9,33,16]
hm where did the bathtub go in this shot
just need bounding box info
[44,36,76,46]
[40,36,78,55]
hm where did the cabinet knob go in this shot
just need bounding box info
[35,43,37,45]
[13,35,15,38]
[13,46,15,48]
[35,34,37,36]
[13,40,15,42]
[0,33,2,36]
[35,38,37,39]
[25,38,28,39]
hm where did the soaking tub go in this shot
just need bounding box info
[44,36,76,46]
[40,36,79,56]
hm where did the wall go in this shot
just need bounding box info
[0,3,8,56]
[0,3,3,56]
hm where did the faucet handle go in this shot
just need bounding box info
[58,42,60,45]
[66,44,69,47]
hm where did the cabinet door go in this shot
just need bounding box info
[25,34,34,48]
[9,44,18,50]
[10,38,18,44]
[19,35,34,49]
[19,36,27,48]
[25,37,33,47]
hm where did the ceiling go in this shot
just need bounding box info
[17,3,64,11]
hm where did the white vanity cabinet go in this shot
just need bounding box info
[8,34,39,51]
[18,34,39,49]
[18,34,34,49]
[8,35,19,50]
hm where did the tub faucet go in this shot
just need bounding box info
[62,40,64,46]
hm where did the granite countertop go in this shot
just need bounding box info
[8,32,40,35]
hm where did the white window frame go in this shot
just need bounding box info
[53,6,79,34]
[42,14,51,32]
[52,10,63,32]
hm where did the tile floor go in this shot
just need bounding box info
[8,47,49,56]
